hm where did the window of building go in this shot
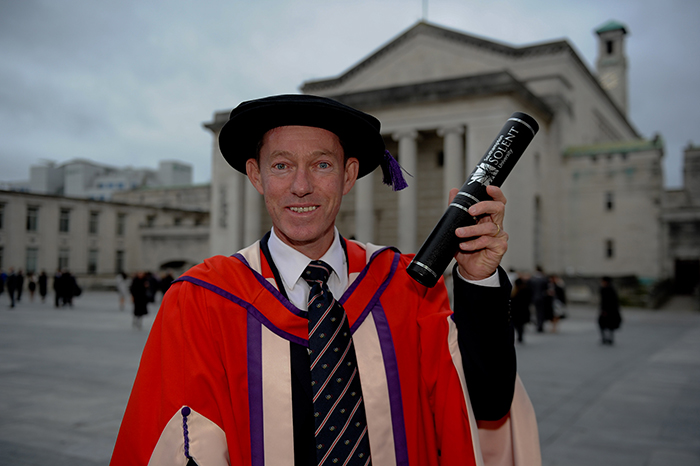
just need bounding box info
[26,247,38,274]
[26,206,39,231]
[0,203,4,229]
[89,211,99,235]
[605,192,614,211]
[146,215,156,227]
[0,246,4,269]
[59,208,70,233]
[605,239,615,259]
[174,217,182,226]
[116,213,126,236]
[115,250,125,274]
[87,249,98,274]
[58,248,70,271]
[606,40,613,55]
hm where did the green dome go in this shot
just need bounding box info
[596,20,628,35]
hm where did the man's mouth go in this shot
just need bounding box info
[289,206,318,213]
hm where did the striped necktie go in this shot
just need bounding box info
[303,260,372,466]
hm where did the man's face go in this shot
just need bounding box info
[246,125,359,258]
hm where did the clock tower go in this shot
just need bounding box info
[596,20,628,115]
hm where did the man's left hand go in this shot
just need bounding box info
[450,185,508,281]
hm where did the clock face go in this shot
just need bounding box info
[600,71,619,90]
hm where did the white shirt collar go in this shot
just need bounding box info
[268,227,347,303]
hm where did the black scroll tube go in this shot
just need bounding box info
[406,112,539,287]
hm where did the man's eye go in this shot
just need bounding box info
[273,163,286,170]
[318,162,330,169]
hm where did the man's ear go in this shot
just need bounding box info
[343,157,360,195]
[246,158,264,195]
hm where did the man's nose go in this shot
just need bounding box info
[290,167,313,196]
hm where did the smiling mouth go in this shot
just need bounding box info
[289,206,318,213]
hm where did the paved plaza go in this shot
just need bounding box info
[0,290,699,465]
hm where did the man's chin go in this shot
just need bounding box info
[275,226,334,250]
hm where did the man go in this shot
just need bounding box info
[111,95,539,465]
[598,276,621,345]
[529,266,550,333]
[6,267,17,308]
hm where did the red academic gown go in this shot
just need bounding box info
[110,239,540,466]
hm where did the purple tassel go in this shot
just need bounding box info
[381,150,410,191]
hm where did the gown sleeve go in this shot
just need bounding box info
[451,265,517,421]
[110,280,238,466]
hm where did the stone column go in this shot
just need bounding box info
[211,171,244,256]
[393,130,418,253]
[243,179,262,246]
[354,171,374,243]
[438,125,465,205]
[466,124,481,180]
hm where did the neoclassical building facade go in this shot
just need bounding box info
[0,190,209,288]
[205,21,665,284]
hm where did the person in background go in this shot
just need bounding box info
[511,276,532,343]
[530,266,549,332]
[6,267,17,308]
[59,271,79,307]
[129,271,150,329]
[15,269,24,303]
[53,269,63,308]
[598,276,622,345]
[116,271,129,311]
[38,270,48,303]
[27,273,37,302]
[160,270,175,296]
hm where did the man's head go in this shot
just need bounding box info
[218,94,395,258]
[218,94,386,178]
[246,125,358,258]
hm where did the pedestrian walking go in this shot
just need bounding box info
[511,277,532,343]
[27,273,37,302]
[530,266,550,332]
[160,270,174,296]
[59,271,80,307]
[16,269,24,303]
[598,276,622,345]
[6,267,17,308]
[116,271,129,311]
[53,269,62,307]
[129,272,150,329]
[38,270,48,303]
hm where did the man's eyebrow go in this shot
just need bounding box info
[268,149,337,158]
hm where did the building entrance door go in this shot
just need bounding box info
[674,259,700,294]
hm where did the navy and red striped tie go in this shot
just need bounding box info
[304,260,372,466]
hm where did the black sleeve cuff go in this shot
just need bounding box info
[452,265,516,420]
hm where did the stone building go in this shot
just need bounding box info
[662,144,700,294]
[111,183,210,212]
[5,158,193,201]
[205,20,666,289]
[0,190,209,288]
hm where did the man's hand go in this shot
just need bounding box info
[450,185,508,281]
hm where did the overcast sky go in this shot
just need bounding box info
[1,0,697,187]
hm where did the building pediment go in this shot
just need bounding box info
[325,71,553,122]
[301,21,571,96]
